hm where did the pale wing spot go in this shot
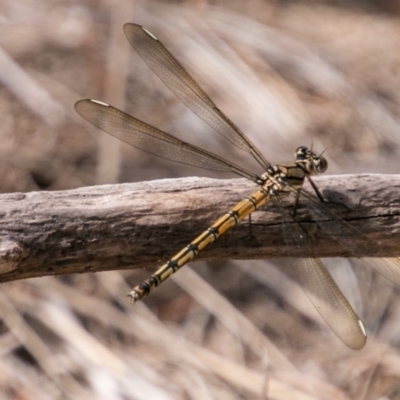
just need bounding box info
[90,99,109,107]
[358,319,367,338]
[142,27,158,41]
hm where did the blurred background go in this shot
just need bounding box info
[1,0,400,399]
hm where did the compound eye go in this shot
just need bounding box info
[318,157,328,173]
[295,146,308,160]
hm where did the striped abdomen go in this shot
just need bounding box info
[128,188,270,302]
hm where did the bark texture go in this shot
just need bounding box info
[0,174,399,283]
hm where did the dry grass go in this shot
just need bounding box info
[1,0,400,399]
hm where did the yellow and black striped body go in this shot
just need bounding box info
[128,188,270,301]
[128,157,313,302]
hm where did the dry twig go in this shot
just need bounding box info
[0,174,399,283]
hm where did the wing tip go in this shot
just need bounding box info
[75,98,109,107]
[123,22,158,41]
[75,99,110,118]
[141,27,158,41]
[347,319,367,350]
[88,99,110,107]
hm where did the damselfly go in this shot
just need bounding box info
[75,23,400,349]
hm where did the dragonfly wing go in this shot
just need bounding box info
[75,99,259,181]
[295,186,400,286]
[274,195,367,349]
[360,257,400,285]
[292,257,367,349]
[123,23,271,169]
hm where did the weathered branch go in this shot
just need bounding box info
[0,174,399,283]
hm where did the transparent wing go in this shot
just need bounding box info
[292,257,366,350]
[294,185,400,286]
[75,99,260,182]
[123,23,271,170]
[275,195,367,350]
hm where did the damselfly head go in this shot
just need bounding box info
[295,146,328,175]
